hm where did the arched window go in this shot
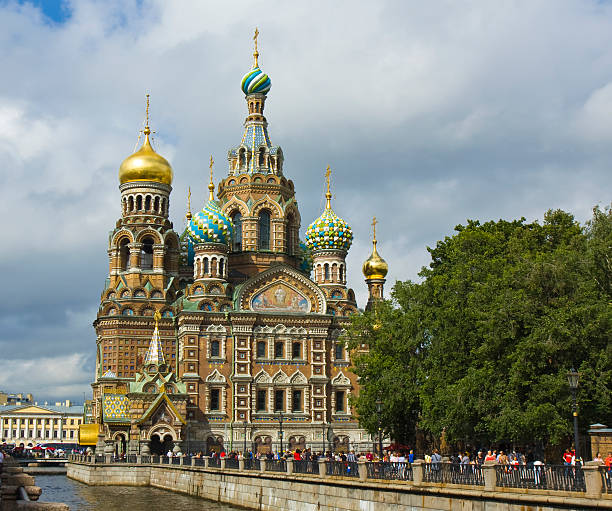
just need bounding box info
[161,198,166,215]
[232,212,242,251]
[219,259,224,277]
[339,264,344,282]
[286,214,296,255]
[258,210,271,250]
[144,195,151,211]
[136,195,143,210]
[324,263,330,281]
[258,147,265,167]
[119,238,130,271]
[154,196,160,214]
[128,196,134,212]
[203,258,209,275]
[141,237,154,270]
[239,149,246,169]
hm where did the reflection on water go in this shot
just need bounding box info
[36,475,242,511]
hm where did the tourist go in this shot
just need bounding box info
[346,450,356,462]
[593,452,603,463]
[484,450,496,462]
[166,450,173,458]
[408,450,414,463]
[431,449,441,468]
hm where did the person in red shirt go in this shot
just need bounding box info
[563,449,572,465]
[484,450,496,462]
[293,449,302,461]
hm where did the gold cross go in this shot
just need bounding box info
[209,155,214,178]
[325,165,332,208]
[186,186,192,219]
[208,155,215,200]
[253,27,260,67]
[153,310,161,325]
[372,216,378,242]
[145,94,150,127]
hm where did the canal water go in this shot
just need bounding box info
[35,475,243,510]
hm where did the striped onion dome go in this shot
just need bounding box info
[241,66,272,95]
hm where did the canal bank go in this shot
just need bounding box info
[67,458,612,511]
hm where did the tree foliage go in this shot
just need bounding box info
[348,206,612,446]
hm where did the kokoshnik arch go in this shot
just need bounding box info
[87,31,389,456]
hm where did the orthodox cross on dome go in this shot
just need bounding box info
[253,27,260,68]
[186,186,192,220]
[372,216,378,243]
[325,165,332,209]
[208,155,215,201]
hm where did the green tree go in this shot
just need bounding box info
[349,206,612,447]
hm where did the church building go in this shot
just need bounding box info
[88,34,388,456]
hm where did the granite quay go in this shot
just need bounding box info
[67,455,612,511]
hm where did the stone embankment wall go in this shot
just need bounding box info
[67,460,612,511]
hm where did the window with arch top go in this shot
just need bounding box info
[140,236,154,270]
[231,212,242,251]
[258,210,271,250]
[119,238,130,271]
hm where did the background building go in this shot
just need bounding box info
[1,401,84,446]
[89,36,387,456]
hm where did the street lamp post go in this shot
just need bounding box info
[321,421,326,454]
[567,368,580,464]
[277,411,284,455]
[376,398,383,458]
[243,420,248,455]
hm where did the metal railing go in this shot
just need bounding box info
[293,460,319,475]
[244,458,260,471]
[366,462,413,481]
[326,460,359,478]
[496,465,585,492]
[225,458,240,469]
[424,463,484,486]
[265,459,287,472]
[66,455,601,495]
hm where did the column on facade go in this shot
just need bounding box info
[59,416,63,441]
[153,244,165,272]
[129,243,142,269]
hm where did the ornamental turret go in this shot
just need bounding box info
[187,157,233,283]
[217,30,301,280]
[362,217,388,311]
[305,167,357,316]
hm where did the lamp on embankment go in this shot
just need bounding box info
[567,368,580,464]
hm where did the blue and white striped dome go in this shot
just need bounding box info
[241,67,272,95]
[188,200,233,246]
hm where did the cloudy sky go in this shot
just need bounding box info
[0,0,611,403]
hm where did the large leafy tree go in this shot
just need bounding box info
[348,207,612,446]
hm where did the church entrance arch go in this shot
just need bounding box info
[289,435,306,451]
[150,433,173,455]
[254,435,272,454]
[112,432,127,456]
[333,436,350,453]
[206,435,225,455]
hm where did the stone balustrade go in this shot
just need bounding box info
[66,454,612,510]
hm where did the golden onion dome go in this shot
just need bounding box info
[119,127,173,186]
[362,239,388,280]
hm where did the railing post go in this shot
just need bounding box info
[412,460,424,486]
[260,458,267,473]
[583,461,603,498]
[318,459,327,478]
[136,455,142,464]
[180,456,185,466]
[220,458,226,470]
[204,456,210,468]
[286,459,294,474]
[239,458,245,471]
[358,461,367,482]
[191,456,197,467]
[105,455,112,464]
[482,461,497,491]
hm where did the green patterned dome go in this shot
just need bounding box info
[305,207,353,252]
[188,199,233,245]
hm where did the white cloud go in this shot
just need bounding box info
[0,0,611,401]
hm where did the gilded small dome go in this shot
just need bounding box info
[362,240,388,279]
[119,128,173,185]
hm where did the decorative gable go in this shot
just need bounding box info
[331,371,351,387]
[236,265,326,313]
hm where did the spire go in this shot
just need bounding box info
[208,155,215,201]
[186,186,192,220]
[325,165,332,209]
[144,311,165,366]
[253,27,259,68]
[372,216,378,246]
